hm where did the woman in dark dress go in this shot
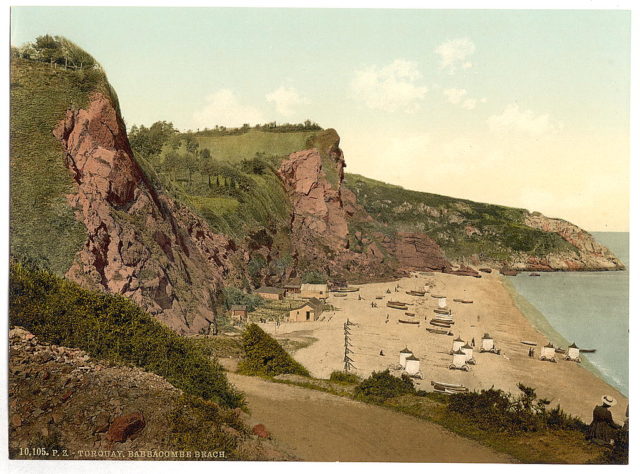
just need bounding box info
[587,395,621,445]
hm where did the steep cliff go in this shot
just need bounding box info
[53,92,242,334]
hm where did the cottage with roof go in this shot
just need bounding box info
[300,283,328,299]
[288,297,324,322]
[229,304,248,321]
[255,286,285,300]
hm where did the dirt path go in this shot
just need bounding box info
[228,373,513,463]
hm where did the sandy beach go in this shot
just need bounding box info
[259,272,628,424]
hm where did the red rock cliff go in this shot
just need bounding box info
[54,93,239,335]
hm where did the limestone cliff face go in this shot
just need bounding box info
[53,93,239,334]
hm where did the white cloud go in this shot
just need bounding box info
[266,86,309,116]
[443,88,480,110]
[435,38,476,73]
[443,88,467,104]
[461,98,477,110]
[488,103,562,136]
[192,89,265,129]
[350,59,428,112]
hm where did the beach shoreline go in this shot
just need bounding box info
[259,271,628,424]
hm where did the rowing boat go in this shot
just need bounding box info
[387,302,408,310]
[434,308,451,315]
[426,328,453,335]
[431,294,446,299]
[430,319,453,327]
[580,348,596,353]
[406,290,426,296]
[521,340,537,346]
[405,312,415,317]
[431,381,468,391]
[399,319,420,325]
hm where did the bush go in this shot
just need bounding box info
[329,370,361,384]
[9,261,243,408]
[354,370,416,403]
[238,324,309,377]
[447,383,586,434]
[302,270,327,284]
[222,287,264,312]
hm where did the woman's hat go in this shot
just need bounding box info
[602,395,617,407]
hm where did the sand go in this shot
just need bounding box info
[259,272,628,424]
[228,372,512,462]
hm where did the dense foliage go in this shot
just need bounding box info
[447,383,586,434]
[9,261,243,408]
[13,35,98,70]
[222,287,264,312]
[238,324,310,377]
[354,370,417,403]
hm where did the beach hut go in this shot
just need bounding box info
[452,336,465,353]
[481,333,494,351]
[449,349,470,371]
[540,342,557,362]
[399,347,413,368]
[405,355,421,377]
[438,297,447,309]
[565,342,581,362]
[461,343,476,364]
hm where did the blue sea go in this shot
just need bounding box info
[506,232,629,395]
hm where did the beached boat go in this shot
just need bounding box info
[579,348,596,353]
[529,273,541,277]
[405,312,415,317]
[426,328,453,335]
[521,340,537,346]
[375,296,384,299]
[431,294,446,299]
[431,381,468,392]
[332,287,359,293]
[434,308,451,315]
[406,290,426,297]
[334,293,347,297]
[387,302,408,310]
[399,319,420,325]
[430,319,454,327]
[460,300,473,304]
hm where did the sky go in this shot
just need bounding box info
[10,7,631,231]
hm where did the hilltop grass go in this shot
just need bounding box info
[194,129,314,163]
[344,173,578,262]
[9,261,244,408]
[9,57,105,274]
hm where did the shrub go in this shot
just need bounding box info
[447,383,586,434]
[302,270,327,284]
[9,261,243,408]
[354,370,416,403]
[238,324,309,377]
[223,287,264,312]
[329,370,361,384]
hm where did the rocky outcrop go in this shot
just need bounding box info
[53,93,240,334]
[522,213,625,271]
[8,326,290,460]
[379,232,451,272]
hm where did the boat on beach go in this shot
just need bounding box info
[405,312,415,317]
[431,381,469,394]
[406,290,426,296]
[580,348,597,353]
[521,340,537,346]
[426,328,453,335]
[430,319,454,327]
[399,319,420,325]
[387,302,408,310]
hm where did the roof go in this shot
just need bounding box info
[453,349,466,355]
[230,305,247,311]
[569,342,578,348]
[255,286,285,295]
[400,347,413,354]
[544,342,555,348]
[454,336,464,342]
[284,284,301,289]
[406,355,420,361]
[461,343,473,349]
[289,297,324,312]
[483,333,492,339]
[301,283,328,290]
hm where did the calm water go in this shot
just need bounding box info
[507,232,629,395]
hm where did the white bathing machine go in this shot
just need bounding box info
[399,347,413,368]
[565,342,581,362]
[481,333,494,351]
[450,349,470,371]
[438,297,447,309]
[461,343,475,364]
[452,336,465,353]
[405,354,421,376]
[540,342,556,361]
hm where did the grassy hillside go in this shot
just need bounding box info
[9,57,109,274]
[344,173,577,261]
[9,260,243,408]
[194,129,315,163]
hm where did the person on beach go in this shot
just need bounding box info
[587,395,621,445]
